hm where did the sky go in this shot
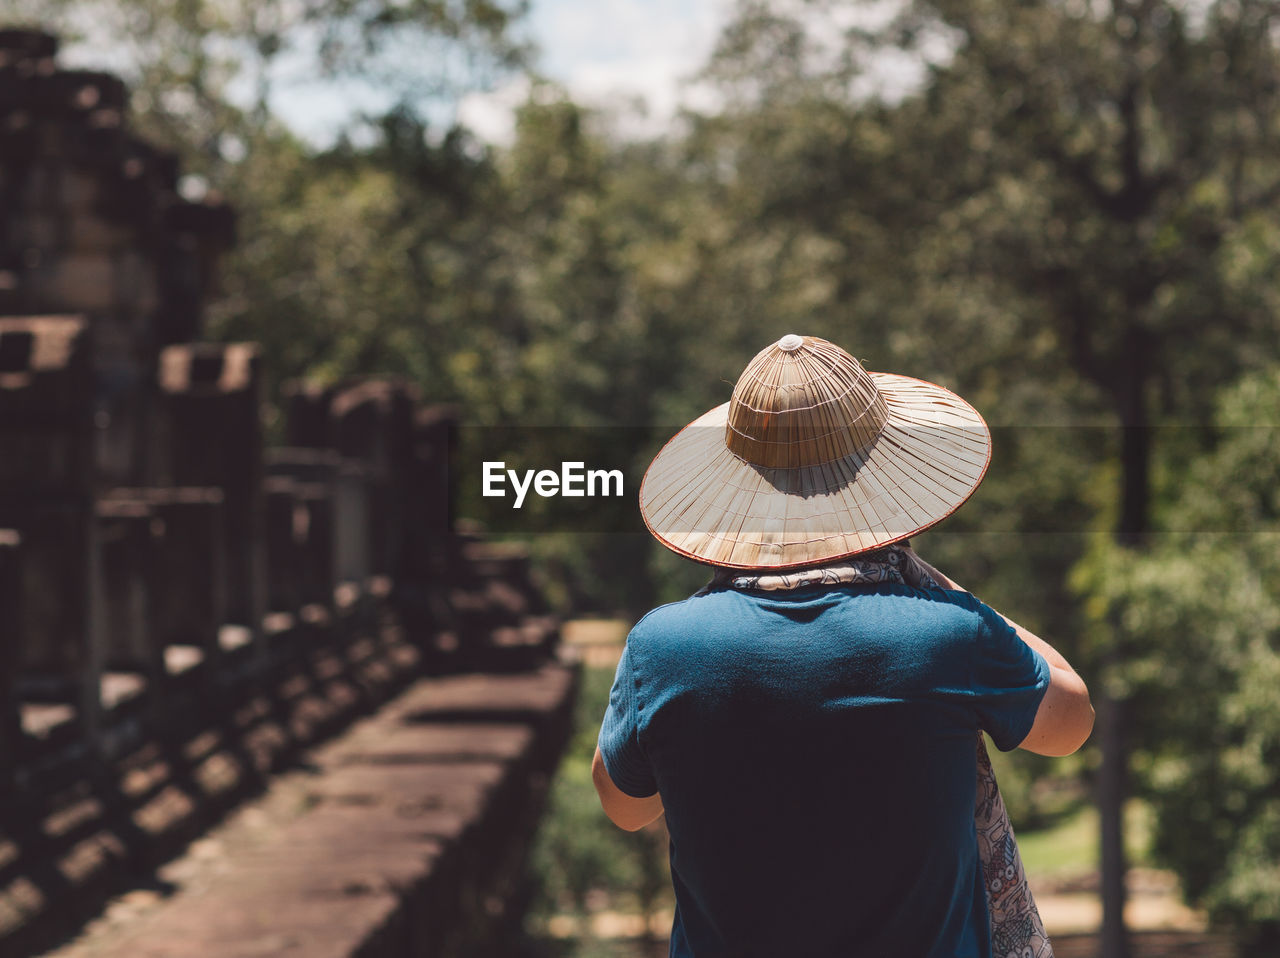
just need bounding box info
[456,0,737,144]
[250,0,738,147]
[53,0,923,148]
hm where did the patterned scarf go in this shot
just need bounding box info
[713,545,1054,958]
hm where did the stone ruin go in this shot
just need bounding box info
[0,28,568,956]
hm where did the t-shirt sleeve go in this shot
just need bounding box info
[971,599,1052,751]
[597,640,658,798]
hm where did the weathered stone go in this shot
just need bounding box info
[25,71,128,117]
[65,215,131,253]
[149,201,234,346]
[264,476,306,614]
[281,380,334,449]
[0,497,101,715]
[25,252,114,312]
[332,463,371,588]
[413,404,458,536]
[95,499,160,680]
[401,404,459,583]
[12,213,58,249]
[57,169,99,211]
[0,529,22,766]
[155,343,265,632]
[331,380,419,578]
[294,481,334,608]
[93,373,153,489]
[101,487,227,662]
[0,316,91,403]
[0,29,58,67]
[265,449,372,603]
[0,315,104,731]
[113,250,159,315]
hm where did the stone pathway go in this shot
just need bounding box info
[41,663,577,958]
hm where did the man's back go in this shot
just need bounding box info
[598,582,1050,958]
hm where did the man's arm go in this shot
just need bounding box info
[906,547,1095,757]
[592,746,665,831]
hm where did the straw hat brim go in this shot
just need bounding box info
[639,373,992,569]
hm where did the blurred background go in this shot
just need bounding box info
[3,0,1280,956]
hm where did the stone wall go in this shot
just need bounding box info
[0,28,569,957]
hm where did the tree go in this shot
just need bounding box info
[873,4,1280,950]
[1079,366,1280,953]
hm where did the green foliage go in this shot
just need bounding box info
[1075,368,1280,947]
[526,663,671,926]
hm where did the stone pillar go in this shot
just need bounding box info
[0,529,23,768]
[0,315,104,737]
[101,487,227,669]
[280,379,334,449]
[332,462,371,589]
[331,379,418,578]
[155,343,265,649]
[266,448,361,606]
[155,201,236,346]
[409,404,461,577]
[263,476,305,614]
[95,499,161,685]
[295,481,334,608]
[0,32,235,489]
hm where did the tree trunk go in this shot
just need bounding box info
[1098,692,1130,958]
[1099,323,1150,958]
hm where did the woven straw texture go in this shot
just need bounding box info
[639,335,991,568]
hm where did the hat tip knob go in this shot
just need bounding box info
[777,334,805,352]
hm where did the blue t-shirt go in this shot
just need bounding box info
[598,582,1051,958]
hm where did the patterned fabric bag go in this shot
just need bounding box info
[714,545,1054,958]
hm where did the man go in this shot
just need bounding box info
[593,335,1093,957]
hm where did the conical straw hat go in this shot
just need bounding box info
[639,334,992,568]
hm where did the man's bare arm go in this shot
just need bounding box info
[905,547,1095,757]
[592,747,665,831]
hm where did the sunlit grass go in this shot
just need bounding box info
[1017,800,1153,878]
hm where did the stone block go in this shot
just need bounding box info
[156,343,265,630]
[58,169,99,211]
[0,316,93,495]
[280,380,334,448]
[0,496,98,683]
[294,482,334,608]
[264,477,306,614]
[25,252,114,312]
[29,70,128,117]
[332,463,371,588]
[12,213,59,249]
[0,29,58,68]
[0,529,22,765]
[65,214,131,253]
[102,487,227,660]
[331,380,419,577]
[401,404,460,583]
[92,372,154,489]
[266,450,365,604]
[113,250,159,315]
[95,498,161,679]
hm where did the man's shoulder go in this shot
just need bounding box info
[628,587,739,639]
[627,584,988,641]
